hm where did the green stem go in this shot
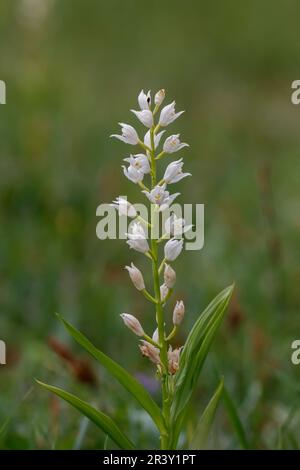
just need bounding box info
[141,289,157,304]
[158,258,166,275]
[136,215,151,228]
[144,251,153,260]
[162,287,173,306]
[151,241,169,449]
[157,232,169,244]
[153,104,159,116]
[156,151,165,160]
[150,128,156,186]
[149,124,170,450]
[138,139,151,154]
[166,325,178,342]
[138,181,150,192]
[154,124,161,134]
[143,333,160,348]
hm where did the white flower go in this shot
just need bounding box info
[110,197,137,218]
[164,238,183,261]
[138,89,151,110]
[163,158,191,184]
[160,283,169,301]
[159,101,184,127]
[125,262,145,291]
[139,340,161,365]
[126,222,149,253]
[131,109,153,128]
[111,123,139,145]
[123,154,150,175]
[122,164,144,184]
[155,89,165,106]
[164,264,176,289]
[143,184,180,211]
[165,214,193,236]
[163,134,189,154]
[168,346,182,374]
[120,313,144,336]
[144,129,165,149]
[152,327,159,343]
[173,300,185,325]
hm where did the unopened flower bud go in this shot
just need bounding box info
[164,238,183,261]
[160,283,169,302]
[138,89,151,110]
[167,346,182,374]
[131,109,153,128]
[155,89,165,107]
[139,340,161,365]
[152,327,159,343]
[164,264,176,289]
[120,313,144,336]
[173,300,185,325]
[125,263,145,291]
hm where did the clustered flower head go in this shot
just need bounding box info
[111,89,191,376]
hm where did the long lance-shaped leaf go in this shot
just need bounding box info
[222,383,250,449]
[170,310,225,448]
[179,285,234,373]
[170,285,233,446]
[36,381,135,450]
[56,314,165,433]
[189,378,224,449]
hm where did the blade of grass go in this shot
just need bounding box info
[0,386,34,440]
[172,285,233,421]
[222,384,250,449]
[189,378,224,449]
[56,314,165,433]
[169,285,234,448]
[36,380,135,450]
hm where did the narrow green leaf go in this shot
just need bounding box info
[222,384,250,449]
[56,314,165,433]
[36,380,135,450]
[189,378,224,449]
[277,427,283,450]
[172,285,233,419]
[286,431,299,450]
[170,285,233,448]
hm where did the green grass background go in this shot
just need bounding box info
[0,0,300,449]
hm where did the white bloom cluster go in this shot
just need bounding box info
[110,89,189,374]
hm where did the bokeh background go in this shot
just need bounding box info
[0,0,300,449]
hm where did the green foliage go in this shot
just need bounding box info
[37,286,232,449]
[36,381,135,450]
[55,314,165,433]
[1,0,300,450]
[170,285,234,448]
[222,383,250,449]
[189,378,224,449]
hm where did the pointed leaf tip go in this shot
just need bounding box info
[36,381,136,449]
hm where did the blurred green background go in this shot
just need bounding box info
[0,0,300,449]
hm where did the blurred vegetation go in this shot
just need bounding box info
[0,0,300,449]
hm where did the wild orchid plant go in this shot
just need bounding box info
[38,89,233,450]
